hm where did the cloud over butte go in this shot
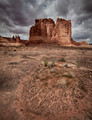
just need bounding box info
[0,0,92,43]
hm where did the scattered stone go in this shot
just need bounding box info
[64,64,69,68]
[50,69,55,73]
[13,49,17,51]
[48,62,55,68]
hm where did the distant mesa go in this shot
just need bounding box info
[0,35,25,46]
[0,18,89,46]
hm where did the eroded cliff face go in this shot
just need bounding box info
[29,18,89,46]
[29,18,55,44]
[29,18,72,45]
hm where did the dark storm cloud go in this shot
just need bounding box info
[0,0,92,43]
[0,0,40,37]
[0,0,39,27]
[72,0,92,25]
[55,0,70,16]
[83,0,92,13]
[55,0,92,24]
[54,0,92,43]
[26,0,37,6]
[9,27,28,34]
[4,0,35,26]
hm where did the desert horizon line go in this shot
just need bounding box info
[0,17,91,45]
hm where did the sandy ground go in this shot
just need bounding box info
[0,46,92,120]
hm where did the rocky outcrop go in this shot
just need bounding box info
[11,36,21,43]
[29,18,55,44]
[29,18,88,46]
[51,18,72,45]
[79,41,88,45]
[71,38,88,46]
[29,18,72,45]
[0,18,88,47]
[0,36,25,46]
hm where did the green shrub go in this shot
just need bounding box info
[44,60,48,67]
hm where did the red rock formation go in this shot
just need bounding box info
[52,18,72,45]
[71,38,88,46]
[29,18,88,46]
[80,41,88,45]
[11,36,21,43]
[29,18,55,44]
[0,36,25,46]
[29,18,72,45]
[15,36,21,43]
[0,18,88,47]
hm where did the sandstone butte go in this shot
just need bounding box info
[28,18,88,46]
[0,18,88,46]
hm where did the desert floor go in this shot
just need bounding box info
[0,46,92,120]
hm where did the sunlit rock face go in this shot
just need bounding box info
[29,18,72,45]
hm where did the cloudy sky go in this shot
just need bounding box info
[0,0,92,43]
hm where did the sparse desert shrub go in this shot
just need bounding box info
[44,60,48,67]
[58,58,66,62]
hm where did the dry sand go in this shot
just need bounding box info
[0,46,92,120]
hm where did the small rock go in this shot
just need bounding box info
[48,63,54,68]
[48,61,55,68]
[65,64,69,68]
[13,49,17,51]
[50,69,55,73]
